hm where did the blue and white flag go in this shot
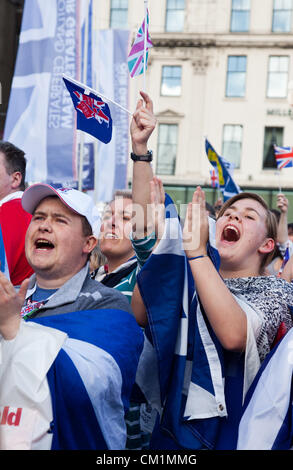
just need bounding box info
[134,194,232,450]
[21,309,143,450]
[237,326,293,450]
[205,139,241,202]
[63,76,113,144]
[0,308,143,450]
[0,225,10,280]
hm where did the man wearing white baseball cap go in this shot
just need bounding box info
[0,184,143,450]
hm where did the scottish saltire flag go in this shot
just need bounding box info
[127,9,153,77]
[134,194,234,450]
[274,145,293,169]
[210,168,219,188]
[0,309,143,450]
[63,76,113,144]
[278,244,290,277]
[205,139,241,202]
[237,326,293,450]
[0,225,10,280]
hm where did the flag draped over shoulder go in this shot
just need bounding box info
[134,194,230,450]
[205,139,241,201]
[0,309,143,450]
[274,145,293,170]
[63,76,113,144]
[128,9,153,78]
[237,325,293,450]
[30,309,143,450]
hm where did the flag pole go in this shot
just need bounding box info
[63,74,133,117]
[143,0,148,93]
[278,168,282,194]
[92,0,99,205]
[78,1,90,192]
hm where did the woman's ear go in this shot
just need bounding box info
[258,238,275,255]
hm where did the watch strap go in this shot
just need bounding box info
[130,150,153,162]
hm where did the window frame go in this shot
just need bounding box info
[230,0,250,32]
[262,126,284,169]
[266,55,289,98]
[222,124,243,169]
[156,123,179,176]
[225,55,247,98]
[160,65,182,97]
[109,0,128,29]
[272,0,293,33]
[165,0,185,32]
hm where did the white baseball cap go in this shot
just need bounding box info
[22,183,101,235]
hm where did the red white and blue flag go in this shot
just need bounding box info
[274,145,293,169]
[127,10,153,78]
[63,76,113,144]
[210,168,220,188]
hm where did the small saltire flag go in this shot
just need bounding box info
[210,168,219,188]
[127,9,153,78]
[205,138,241,202]
[63,76,112,144]
[278,244,291,277]
[274,145,293,170]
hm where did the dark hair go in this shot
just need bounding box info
[288,222,293,234]
[0,141,26,190]
[81,216,93,237]
[217,192,277,271]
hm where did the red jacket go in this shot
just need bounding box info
[0,198,34,286]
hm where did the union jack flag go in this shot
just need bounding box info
[63,76,112,144]
[210,168,219,188]
[127,10,153,78]
[274,145,293,169]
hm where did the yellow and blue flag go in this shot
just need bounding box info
[205,138,241,201]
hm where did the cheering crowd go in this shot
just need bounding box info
[1,92,293,451]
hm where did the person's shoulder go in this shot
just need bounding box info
[84,275,133,313]
[1,197,31,219]
[268,275,293,295]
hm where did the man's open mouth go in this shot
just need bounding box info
[35,239,55,249]
[221,225,240,242]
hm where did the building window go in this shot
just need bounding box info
[272,0,293,32]
[165,0,185,32]
[263,127,283,168]
[230,0,250,32]
[226,56,247,97]
[156,124,178,175]
[267,56,289,98]
[222,125,243,169]
[110,0,128,29]
[161,66,182,96]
